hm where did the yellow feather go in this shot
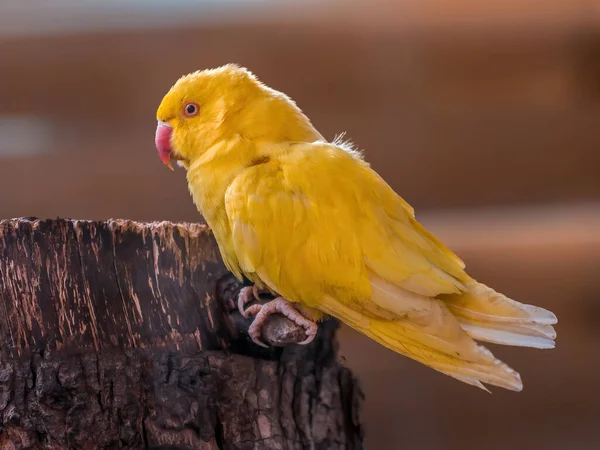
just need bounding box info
[156,64,557,391]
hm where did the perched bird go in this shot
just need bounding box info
[155,64,557,391]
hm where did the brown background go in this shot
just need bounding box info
[1,1,599,448]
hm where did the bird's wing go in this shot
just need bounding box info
[358,165,469,297]
[224,141,468,310]
[224,143,369,309]
[224,142,531,392]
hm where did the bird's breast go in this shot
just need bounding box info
[186,165,245,278]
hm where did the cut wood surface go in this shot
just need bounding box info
[0,218,363,449]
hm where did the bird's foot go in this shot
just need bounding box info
[244,297,318,347]
[237,285,270,318]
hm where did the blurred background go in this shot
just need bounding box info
[1,0,600,448]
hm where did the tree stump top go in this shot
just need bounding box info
[0,217,308,357]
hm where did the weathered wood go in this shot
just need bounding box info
[0,218,363,449]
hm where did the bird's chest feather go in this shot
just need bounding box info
[186,165,244,278]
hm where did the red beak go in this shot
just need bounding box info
[155,121,174,171]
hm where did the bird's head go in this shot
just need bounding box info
[155,64,319,170]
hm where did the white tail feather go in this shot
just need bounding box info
[442,280,558,349]
[459,324,555,349]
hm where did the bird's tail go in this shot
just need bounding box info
[320,275,558,391]
[319,288,525,392]
[440,280,557,350]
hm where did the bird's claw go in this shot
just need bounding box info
[237,285,262,318]
[246,297,318,347]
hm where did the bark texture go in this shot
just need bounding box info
[0,218,363,450]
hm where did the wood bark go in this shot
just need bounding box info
[0,218,363,450]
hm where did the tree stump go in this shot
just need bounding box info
[0,218,363,450]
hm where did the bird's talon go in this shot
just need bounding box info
[238,297,248,318]
[243,304,262,317]
[251,335,269,348]
[298,334,316,345]
[246,297,318,347]
[238,285,270,317]
[297,322,318,345]
[252,285,262,302]
[238,286,259,317]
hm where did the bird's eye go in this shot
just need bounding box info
[183,102,200,117]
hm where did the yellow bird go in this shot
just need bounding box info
[155,64,557,391]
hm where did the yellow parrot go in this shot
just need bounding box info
[155,64,557,391]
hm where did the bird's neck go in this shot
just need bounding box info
[185,136,256,228]
[234,93,325,143]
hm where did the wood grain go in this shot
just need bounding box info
[0,218,363,449]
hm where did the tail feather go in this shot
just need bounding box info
[317,273,556,391]
[441,281,558,349]
[459,322,555,349]
[320,291,524,392]
[369,317,523,391]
